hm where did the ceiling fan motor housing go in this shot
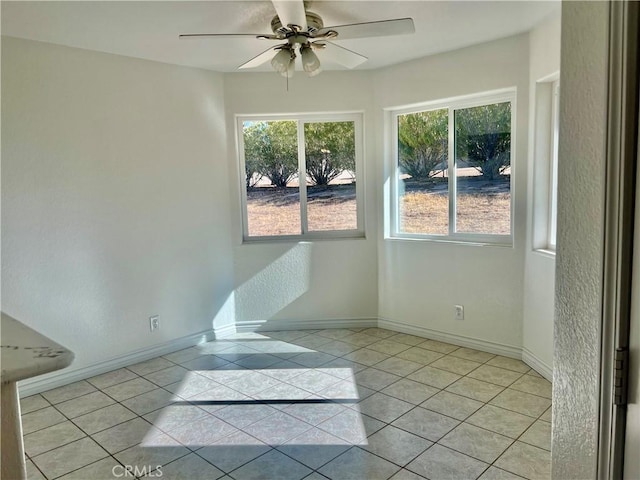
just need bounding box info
[270,11,324,35]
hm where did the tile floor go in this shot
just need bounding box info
[20,328,552,480]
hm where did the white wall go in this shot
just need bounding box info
[374,35,530,353]
[522,10,561,376]
[2,27,550,388]
[1,37,235,376]
[223,72,378,328]
[553,2,609,477]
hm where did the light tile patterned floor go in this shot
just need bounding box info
[21,328,552,480]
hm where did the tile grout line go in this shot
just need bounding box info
[332,332,545,479]
[23,328,549,480]
[183,334,540,480]
[202,334,439,477]
[28,381,179,475]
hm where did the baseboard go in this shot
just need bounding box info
[377,317,522,359]
[213,323,237,339]
[522,347,553,381]
[17,329,216,398]
[17,318,551,397]
[235,317,378,333]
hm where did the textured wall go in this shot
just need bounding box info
[1,37,235,373]
[374,34,530,349]
[223,71,378,325]
[522,10,561,374]
[553,2,609,478]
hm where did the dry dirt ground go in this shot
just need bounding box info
[246,177,510,237]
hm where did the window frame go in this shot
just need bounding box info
[388,88,517,245]
[237,112,365,243]
[547,79,560,250]
[531,73,560,256]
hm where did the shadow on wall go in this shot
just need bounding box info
[232,242,313,323]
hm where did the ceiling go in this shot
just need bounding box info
[1,1,560,72]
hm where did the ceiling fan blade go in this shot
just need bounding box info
[179,33,280,40]
[238,46,278,69]
[313,18,414,40]
[272,0,307,30]
[320,41,367,69]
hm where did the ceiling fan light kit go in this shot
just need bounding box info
[179,0,415,79]
[300,43,321,76]
[271,45,296,76]
[270,36,321,78]
[263,20,326,78]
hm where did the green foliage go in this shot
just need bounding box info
[243,120,356,188]
[455,102,511,180]
[305,122,355,186]
[398,109,448,180]
[243,120,298,188]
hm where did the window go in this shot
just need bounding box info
[238,114,363,240]
[390,90,515,244]
[548,80,560,249]
[532,76,559,253]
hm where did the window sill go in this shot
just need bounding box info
[242,231,367,244]
[385,235,513,248]
[533,248,556,259]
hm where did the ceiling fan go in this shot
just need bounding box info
[179,0,415,77]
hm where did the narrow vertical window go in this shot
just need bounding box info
[532,75,559,253]
[548,80,560,249]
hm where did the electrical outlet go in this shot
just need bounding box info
[455,305,464,321]
[149,315,159,332]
